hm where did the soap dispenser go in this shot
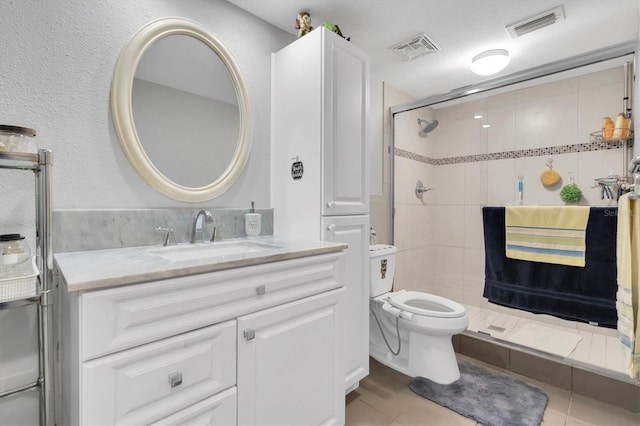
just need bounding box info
[245,201,261,237]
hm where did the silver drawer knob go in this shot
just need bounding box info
[169,372,183,388]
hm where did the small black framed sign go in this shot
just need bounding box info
[291,161,304,180]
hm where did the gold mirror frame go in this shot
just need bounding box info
[111,17,252,202]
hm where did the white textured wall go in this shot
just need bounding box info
[0,3,291,420]
[0,0,293,244]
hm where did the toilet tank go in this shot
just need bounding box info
[369,244,397,297]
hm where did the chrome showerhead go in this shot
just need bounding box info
[417,118,438,134]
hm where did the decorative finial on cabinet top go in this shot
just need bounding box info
[295,11,313,37]
[322,22,350,41]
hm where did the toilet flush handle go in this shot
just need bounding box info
[382,302,414,321]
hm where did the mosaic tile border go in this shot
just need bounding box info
[395,140,629,165]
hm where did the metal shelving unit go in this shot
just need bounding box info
[0,149,54,426]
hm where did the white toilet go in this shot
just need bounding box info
[369,244,469,384]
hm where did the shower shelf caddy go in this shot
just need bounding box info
[0,150,54,426]
[589,129,634,144]
[589,129,636,196]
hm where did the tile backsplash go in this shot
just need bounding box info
[53,208,273,253]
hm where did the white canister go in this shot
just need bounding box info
[0,234,30,266]
[0,125,37,153]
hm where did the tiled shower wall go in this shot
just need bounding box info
[381,66,629,338]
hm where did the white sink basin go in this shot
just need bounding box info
[149,240,281,262]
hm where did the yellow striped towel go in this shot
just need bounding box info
[505,206,590,267]
[616,193,640,379]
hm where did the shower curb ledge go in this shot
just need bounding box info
[455,331,640,413]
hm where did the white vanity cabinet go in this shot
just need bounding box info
[271,26,370,229]
[321,216,369,391]
[57,251,345,426]
[271,26,371,393]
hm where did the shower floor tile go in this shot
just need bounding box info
[463,304,629,378]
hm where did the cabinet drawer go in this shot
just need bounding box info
[151,387,236,426]
[80,252,344,360]
[81,320,236,426]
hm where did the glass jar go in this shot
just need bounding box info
[0,125,37,154]
[0,234,31,266]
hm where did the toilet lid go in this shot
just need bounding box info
[388,291,466,318]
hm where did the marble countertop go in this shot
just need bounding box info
[55,236,347,292]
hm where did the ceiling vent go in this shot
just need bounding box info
[506,6,565,38]
[391,33,441,61]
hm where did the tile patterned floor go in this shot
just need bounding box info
[346,356,640,426]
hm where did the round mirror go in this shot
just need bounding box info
[111,17,252,202]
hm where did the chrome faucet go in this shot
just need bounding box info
[190,210,214,243]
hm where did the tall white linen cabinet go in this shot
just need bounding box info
[271,26,370,393]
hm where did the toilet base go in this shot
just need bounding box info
[370,332,461,385]
[369,301,464,384]
[408,331,460,384]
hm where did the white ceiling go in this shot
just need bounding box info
[227,0,639,100]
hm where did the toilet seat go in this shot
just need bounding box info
[387,291,465,318]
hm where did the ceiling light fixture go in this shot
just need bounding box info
[470,49,510,76]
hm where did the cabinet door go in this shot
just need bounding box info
[322,215,370,391]
[270,28,323,239]
[237,288,345,426]
[322,29,370,216]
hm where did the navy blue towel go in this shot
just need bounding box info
[482,206,617,328]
